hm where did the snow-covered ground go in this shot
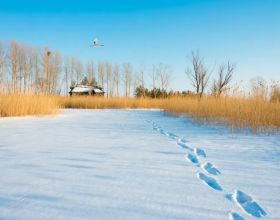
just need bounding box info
[0,109,279,220]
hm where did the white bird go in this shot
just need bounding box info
[90,38,104,48]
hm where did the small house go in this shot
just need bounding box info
[69,85,105,96]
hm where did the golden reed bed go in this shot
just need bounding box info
[0,95,58,117]
[58,96,280,132]
[1,95,279,132]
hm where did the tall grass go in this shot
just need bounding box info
[57,96,280,131]
[58,96,164,109]
[161,97,280,132]
[0,95,58,117]
[1,95,279,132]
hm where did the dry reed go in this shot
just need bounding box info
[57,96,280,131]
[0,95,58,117]
[1,95,279,132]
[161,97,280,132]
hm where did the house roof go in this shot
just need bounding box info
[93,88,104,93]
[72,86,91,93]
[70,85,104,93]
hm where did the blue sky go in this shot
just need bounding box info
[0,0,279,91]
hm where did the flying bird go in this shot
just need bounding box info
[90,38,104,48]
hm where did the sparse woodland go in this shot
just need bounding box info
[0,40,280,131]
[1,40,279,101]
[0,40,173,97]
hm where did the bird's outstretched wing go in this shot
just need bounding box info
[90,37,104,47]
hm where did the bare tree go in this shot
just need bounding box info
[86,61,96,84]
[74,58,83,86]
[122,63,133,97]
[23,46,34,94]
[105,62,112,97]
[49,51,61,95]
[41,49,62,95]
[30,48,40,94]
[150,64,157,89]
[250,77,268,100]
[98,62,105,88]
[136,63,146,97]
[70,56,76,86]
[270,80,280,102]
[9,41,21,93]
[112,64,120,97]
[186,51,210,97]
[31,49,40,94]
[156,63,171,92]
[64,57,71,95]
[132,72,139,97]
[35,48,46,94]
[17,44,26,93]
[41,48,51,94]
[211,61,235,96]
[0,41,5,93]
[149,64,159,98]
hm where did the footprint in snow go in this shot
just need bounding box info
[228,212,245,220]
[201,162,221,176]
[178,138,188,143]
[159,129,166,135]
[197,172,223,191]
[166,132,179,140]
[152,122,159,128]
[194,148,206,158]
[226,190,266,218]
[177,140,193,151]
[185,153,199,164]
[153,126,161,132]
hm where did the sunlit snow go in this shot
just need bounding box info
[0,109,279,220]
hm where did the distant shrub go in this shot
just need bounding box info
[250,77,268,100]
[270,81,280,103]
[134,86,196,98]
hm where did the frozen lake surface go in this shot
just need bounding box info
[0,109,279,220]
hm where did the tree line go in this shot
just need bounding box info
[0,40,233,98]
[0,40,172,97]
[0,40,279,101]
[135,51,235,98]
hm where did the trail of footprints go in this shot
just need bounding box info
[150,121,267,220]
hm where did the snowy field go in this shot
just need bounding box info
[0,109,279,220]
